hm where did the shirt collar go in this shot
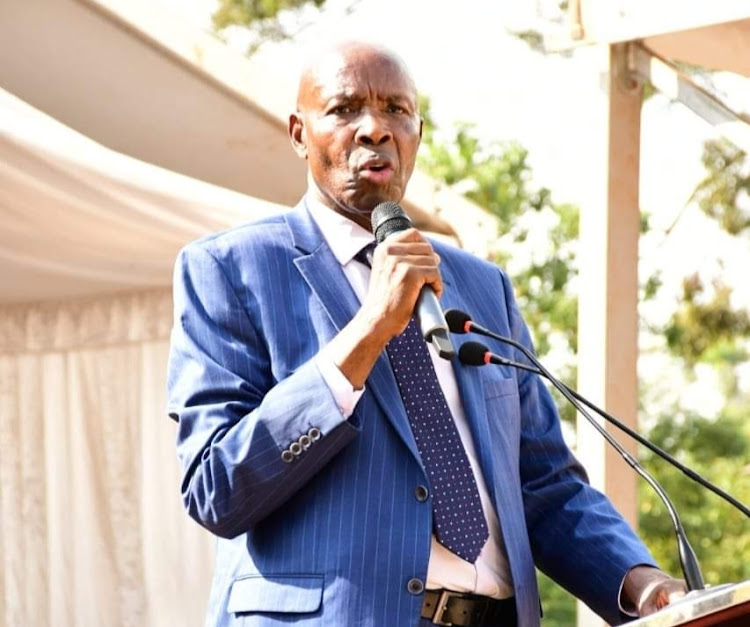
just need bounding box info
[306,193,374,266]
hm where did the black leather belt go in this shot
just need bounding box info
[421,590,517,626]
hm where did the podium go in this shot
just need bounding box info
[627,581,750,626]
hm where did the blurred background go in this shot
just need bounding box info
[0,1,748,625]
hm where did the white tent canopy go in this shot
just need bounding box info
[0,88,284,305]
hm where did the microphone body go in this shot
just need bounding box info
[371,202,453,359]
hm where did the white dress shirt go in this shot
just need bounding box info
[307,196,514,599]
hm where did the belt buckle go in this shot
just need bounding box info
[432,590,462,626]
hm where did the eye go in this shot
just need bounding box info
[386,103,408,114]
[329,103,356,115]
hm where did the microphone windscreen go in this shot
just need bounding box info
[458,341,489,366]
[371,202,412,243]
[445,309,472,334]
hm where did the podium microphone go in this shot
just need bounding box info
[446,310,750,519]
[447,309,706,592]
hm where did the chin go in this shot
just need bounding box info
[359,190,403,212]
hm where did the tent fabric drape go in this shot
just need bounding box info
[0,289,214,627]
[0,289,173,354]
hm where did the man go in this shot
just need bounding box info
[167,41,686,626]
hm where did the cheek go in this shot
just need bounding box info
[399,139,421,174]
[321,152,336,169]
[307,145,334,172]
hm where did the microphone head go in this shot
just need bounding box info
[445,309,472,334]
[371,202,412,243]
[458,341,490,366]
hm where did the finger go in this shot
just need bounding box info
[425,269,444,299]
[647,582,686,613]
[377,241,435,260]
[378,227,424,244]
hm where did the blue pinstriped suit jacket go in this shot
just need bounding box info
[167,201,655,626]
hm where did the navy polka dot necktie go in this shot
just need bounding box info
[357,244,489,562]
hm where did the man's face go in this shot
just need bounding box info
[289,45,422,228]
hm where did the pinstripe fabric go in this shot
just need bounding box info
[167,201,657,627]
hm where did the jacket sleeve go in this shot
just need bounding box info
[166,243,359,538]
[497,268,657,625]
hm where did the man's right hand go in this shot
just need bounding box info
[325,228,442,389]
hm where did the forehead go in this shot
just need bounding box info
[304,47,417,103]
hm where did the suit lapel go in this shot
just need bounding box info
[286,202,421,461]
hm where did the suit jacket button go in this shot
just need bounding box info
[308,427,321,441]
[281,450,295,463]
[414,485,429,502]
[290,441,303,456]
[299,434,312,449]
[407,578,424,595]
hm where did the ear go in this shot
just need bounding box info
[289,112,308,159]
[418,117,423,142]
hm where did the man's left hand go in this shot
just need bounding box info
[623,565,688,616]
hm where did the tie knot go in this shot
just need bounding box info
[355,242,376,268]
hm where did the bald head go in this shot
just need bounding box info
[296,41,417,111]
[288,40,423,228]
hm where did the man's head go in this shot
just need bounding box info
[289,41,422,229]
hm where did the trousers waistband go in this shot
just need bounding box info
[421,589,517,626]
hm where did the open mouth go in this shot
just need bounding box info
[359,163,394,183]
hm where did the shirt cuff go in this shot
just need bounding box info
[618,564,659,617]
[315,352,365,418]
[618,573,639,617]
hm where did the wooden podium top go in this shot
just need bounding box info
[627,580,750,627]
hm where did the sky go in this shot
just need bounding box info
[158,0,750,415]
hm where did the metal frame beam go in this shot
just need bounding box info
[631,43,750,153]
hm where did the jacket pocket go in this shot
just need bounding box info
[483,376,518,400]
[227,574,324,614]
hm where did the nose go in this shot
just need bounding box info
[355,109,392,146]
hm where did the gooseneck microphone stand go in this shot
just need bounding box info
[445,308,707,592]
[455,338,750,520]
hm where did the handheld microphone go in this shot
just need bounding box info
[449,312,706,592]
[371,202,454,359]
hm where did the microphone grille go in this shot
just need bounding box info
[458,341,489,366]
[444,309,472,334]
[371,202,412,243]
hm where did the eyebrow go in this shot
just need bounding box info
[326,92,415,106]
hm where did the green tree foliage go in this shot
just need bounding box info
[213,0,326,29]
[663,274,750,368]
[645,136,750,593]
[691,139,750,235]
[661,138,750,373]
[537,571,577,624]
[639,409,750,584]
[212,0,328,46]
